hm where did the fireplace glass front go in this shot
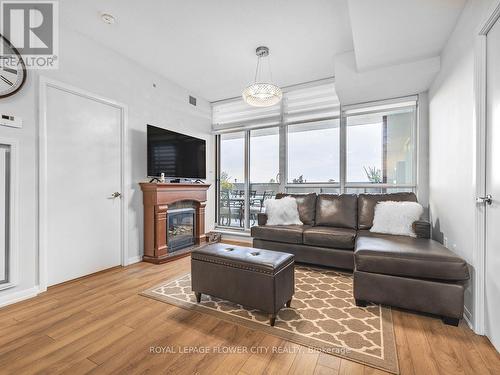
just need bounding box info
[168,208,196,252]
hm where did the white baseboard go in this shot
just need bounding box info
[214,228,251,237]
[127,255,142,265]
[0,285,40,308]
[463,304,473,329]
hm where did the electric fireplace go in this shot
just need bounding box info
[167,208,196,252]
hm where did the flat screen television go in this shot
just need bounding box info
[147,125,206,179]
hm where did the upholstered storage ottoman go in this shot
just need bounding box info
[191,243,295,326]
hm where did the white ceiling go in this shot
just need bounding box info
[348,0,466,71]
[60,0,354,102]
[60,0,466,102]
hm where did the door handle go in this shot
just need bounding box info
[477,194,492,205]
[110,192,121,199]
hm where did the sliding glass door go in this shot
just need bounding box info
[218,132,246,228]
[217,127,281,229]
[249,127,280,225]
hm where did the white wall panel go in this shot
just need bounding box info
[428,0,496,326]
[335,51,440,105]
[0,147,6,282]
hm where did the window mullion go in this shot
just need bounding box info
[244,130,250,230]
[413,100,419,190]
[339,105,346,194]
[279,124,287,193]
[215,134,220,225]
[279,98,286,193]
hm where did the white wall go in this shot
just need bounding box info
[347,0,466,71]
[335,50,440,105]
[428,0,495,324]
[0,26,214,306]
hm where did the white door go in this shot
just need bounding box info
[45,84,122,286]
[485,16,500,352]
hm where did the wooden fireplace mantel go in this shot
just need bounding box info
[139,182,211,264]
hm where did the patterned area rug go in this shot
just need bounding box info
[141,266,399,374]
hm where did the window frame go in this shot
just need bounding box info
[285,119,342,187]
[216,130,248,229]
[215,95,419,231]
[342,103,418,190]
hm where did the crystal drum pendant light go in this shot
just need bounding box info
[242,46,282,107]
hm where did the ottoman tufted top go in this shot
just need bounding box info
[192,243,294,275]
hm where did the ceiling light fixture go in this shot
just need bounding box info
[242,46,282,107]
[101,13,116,24]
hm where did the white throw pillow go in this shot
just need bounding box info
[264,197,303,226]
[370,201,423,237]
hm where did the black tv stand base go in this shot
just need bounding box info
[170,178,205,184]
[147,177,206,184]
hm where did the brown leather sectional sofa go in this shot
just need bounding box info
[251,192,470,325]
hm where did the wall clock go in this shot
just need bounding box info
[0,33,27,99]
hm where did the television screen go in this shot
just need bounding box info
[147,125,206,179]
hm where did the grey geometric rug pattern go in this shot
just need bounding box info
[142,265,399,374]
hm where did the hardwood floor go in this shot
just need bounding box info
[1,256,499,375]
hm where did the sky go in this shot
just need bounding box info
[220,123,385,184]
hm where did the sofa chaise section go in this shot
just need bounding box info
[354,231,469,281]
[353,230,469,325]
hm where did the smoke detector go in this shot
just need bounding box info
[101,13,116,24]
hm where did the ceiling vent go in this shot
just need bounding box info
[189,95,197,106]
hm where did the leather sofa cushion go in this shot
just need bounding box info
[254,239,354,270]
[192,243,294,275]
[355,231,470,281]
[357,192,417,230]
[276,193,316,225]
[315,194,357,229]
[303,226,356,250]
[251,225,308,245]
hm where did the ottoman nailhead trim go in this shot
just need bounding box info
[191,255,294,275]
